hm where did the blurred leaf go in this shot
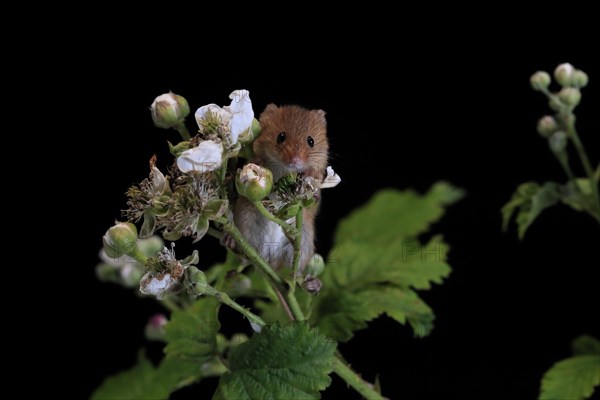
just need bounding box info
[91,354,204,400]
[539,355,600,400]
[311,183,461,342]
[213,322,336,400]
[502,182,561,239]
[164,298,220,360]
[572,335,600,356]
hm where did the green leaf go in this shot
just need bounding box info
[562,178,596,212]
[164,298,220,360]
[502,182,561,239]
[572,335,600,356]
[539,355,600,400]
[213,322,336,400]
[335,181,464,244]
[312,183,460,342]
[91,353,203,400]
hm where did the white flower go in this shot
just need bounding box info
[139,272,178,300]
[177,140,224,173]
[195,89,254,144]
[320,166,341,189]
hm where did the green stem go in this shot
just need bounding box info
[207,287,266,329]
[214,216,383,399]
[564,114,600,218]
[332,358,388,400]
[175,122,191,141]
[289,210,303,295]
[252,201,299,239]
[216,217,287,293]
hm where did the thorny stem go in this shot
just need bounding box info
[207,288,266,330]
[290,210,303,293]
[216,217,287,293]
[333,358,388,400]
[563,114,600,219]
[209,284,386,399]
[215,212,383,399]
[252,201,299,239]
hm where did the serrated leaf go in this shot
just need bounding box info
[539,355,600,400]
[213,322,336,400]
[502,182,561,239]
[562,178,596,213]
[164,298,220,360]
[335,182,464,244]
[572,335,600,356]
[312,183,459,342]
[91,354,203,400]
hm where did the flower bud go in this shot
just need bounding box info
[549,131,568,154]
[145,314,168,341]
[530,71,551,91]
[137,236,164,258]
[554,63,575,87]
[103,222,139,259]
[151,92,190,129]
[572,70,589,88]
[537,116,558,138]
[236,163,273,201]
[306,254,325,277]
[186,266,210,297]
[558,87,581,107]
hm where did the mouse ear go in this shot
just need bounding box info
[260,103,279,118]
[313,109,327,124]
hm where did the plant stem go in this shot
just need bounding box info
[215,216,385,399]
[175,122,191,141]
[216,217,287,293]
[252,201,299,239]
[290,210,303,293]
[564,114,600,218]
[332,358,388,400]
[208,288,266,329]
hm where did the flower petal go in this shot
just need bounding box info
[321,166,341,189]
[195,103,232,130]
[225,90,254,144]
[177,140,224,173]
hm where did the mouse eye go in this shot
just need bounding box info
[307,136,314,147]
[277,132,286,144]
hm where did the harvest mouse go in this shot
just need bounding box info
[234,104,329,272]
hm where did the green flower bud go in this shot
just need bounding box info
[186,266,210,297]
[306,254,325,277]
[103,222,139,259]
[549,131,568,154]
[554,63,575,87]
[572,70,589,88]
[137,236,164,258]
[537,116,558,138]
[558,87,581,107]
[530,71,551,91]
[150,92,190,129]
[236,163,273,202]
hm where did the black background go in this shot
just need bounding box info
[72,33,600,400]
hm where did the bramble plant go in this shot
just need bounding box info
[92,90,463,399]
[503,64,600,400]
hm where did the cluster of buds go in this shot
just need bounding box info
[530,63,590,158]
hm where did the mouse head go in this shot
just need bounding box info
[254,104,329,179]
